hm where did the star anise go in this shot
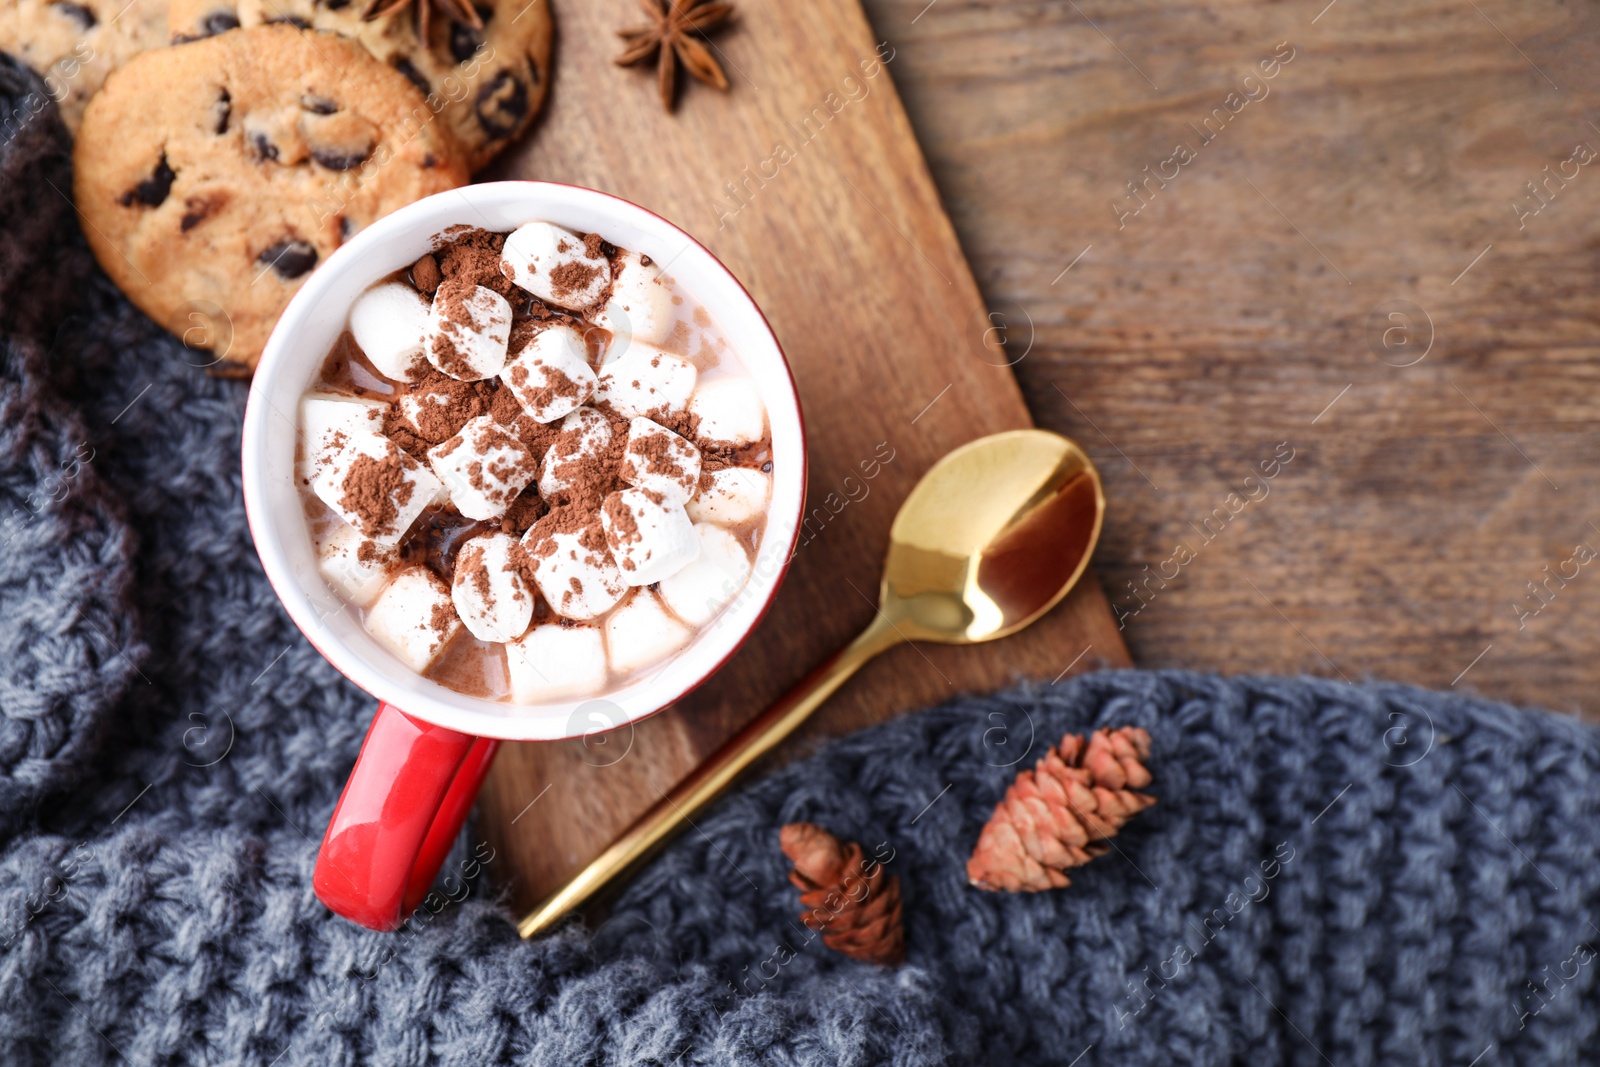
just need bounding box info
[615,0,735,112]
[362,0,483,45]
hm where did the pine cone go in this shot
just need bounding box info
[780,822,904,965]
[967,725,1155,892]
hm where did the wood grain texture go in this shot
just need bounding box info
[476,0,1130,913]
[860,0,1600,716]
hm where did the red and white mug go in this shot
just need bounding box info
[242,182,806,932]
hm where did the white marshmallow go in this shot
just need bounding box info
[506,624,609,703]
[364,566,460,672]
[538,407,613,499]
[348,281,430,381]
[450,532,534,643]
[604,590,691,675]
[686,467,770,525]
[426,283,511,381]
[590,250,675,344]
[316,523,398,608]
[601,488,700,587]
[300,392,386,464]
[689,378,766,446]
[620,417,701,505]
[596,341,697,417]
[502,324,597,424]
[310,430,442,544]
[426,416,536,520]
[525,528,628,621]
[658,523,753,626]
[501,221,612,310]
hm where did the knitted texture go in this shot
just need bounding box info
[5,61,1600,1066]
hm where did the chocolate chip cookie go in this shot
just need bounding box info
[0,0,168,130]
[73,25,470,371]
[168,0,552,172]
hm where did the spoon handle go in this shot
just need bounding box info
[517,615,903,939]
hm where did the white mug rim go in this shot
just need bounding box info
[241,181,807,742]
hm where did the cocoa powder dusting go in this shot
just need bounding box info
[549,260,600,304]
[628,432,689,486]
[499,490,547,536]
[339,448,418,538]
[429,275,483,379]
[411,253,443,295]
[436,228,512,295]
[602,492,641,544]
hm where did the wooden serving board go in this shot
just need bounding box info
[476,0,1132,915]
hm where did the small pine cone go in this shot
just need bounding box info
[780,822,904,966]
[967,725,1155,892]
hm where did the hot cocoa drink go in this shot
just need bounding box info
[296,222,772,703]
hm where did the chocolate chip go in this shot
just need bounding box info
[449,20,486,64]
[213,88,231,134]
[119,153,176,207]
[266,14,311,27]
[474,69,528,140]
[422,153,436,169]
[392,57,431,98]
[258,240,318,279]
[311,145,369,170]
[340,216,357,242]
[180,196,212,231]
[249,130,279,161]
[301,93,338,115]
[171,8,238,42]
[55,2,97,29]
[323,0,351,7]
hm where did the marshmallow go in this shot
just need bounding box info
[450,532,534,643]
[596,341,697,417]
[620,417,701,505]
[501,221,611,310]
[690,377,766,446]
[686,466,770,525]
[590,250,675,344]
[426,282,511,381]
[365,566,461,672]
[300,392,386,464]
[502,324,597,424]
[658,523,753,626]
[316,523,399,608]
[310,430,442,544]
[427,415,536,520]
[506,623,609,703]
[525,528,628,621]
[348,281,430,382]
[538,407,613,499]
[601,487,700,587]
[604,590,691,675]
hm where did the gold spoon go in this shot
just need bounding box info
[518,428,1105,938]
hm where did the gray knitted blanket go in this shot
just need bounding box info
[5,55,1600,1066]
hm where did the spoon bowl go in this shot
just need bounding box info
[519,429,1105,937]
[882,430,1105,644]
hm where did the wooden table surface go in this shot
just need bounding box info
[863,0,1600,717]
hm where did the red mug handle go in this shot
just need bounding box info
[314,702,500,931]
